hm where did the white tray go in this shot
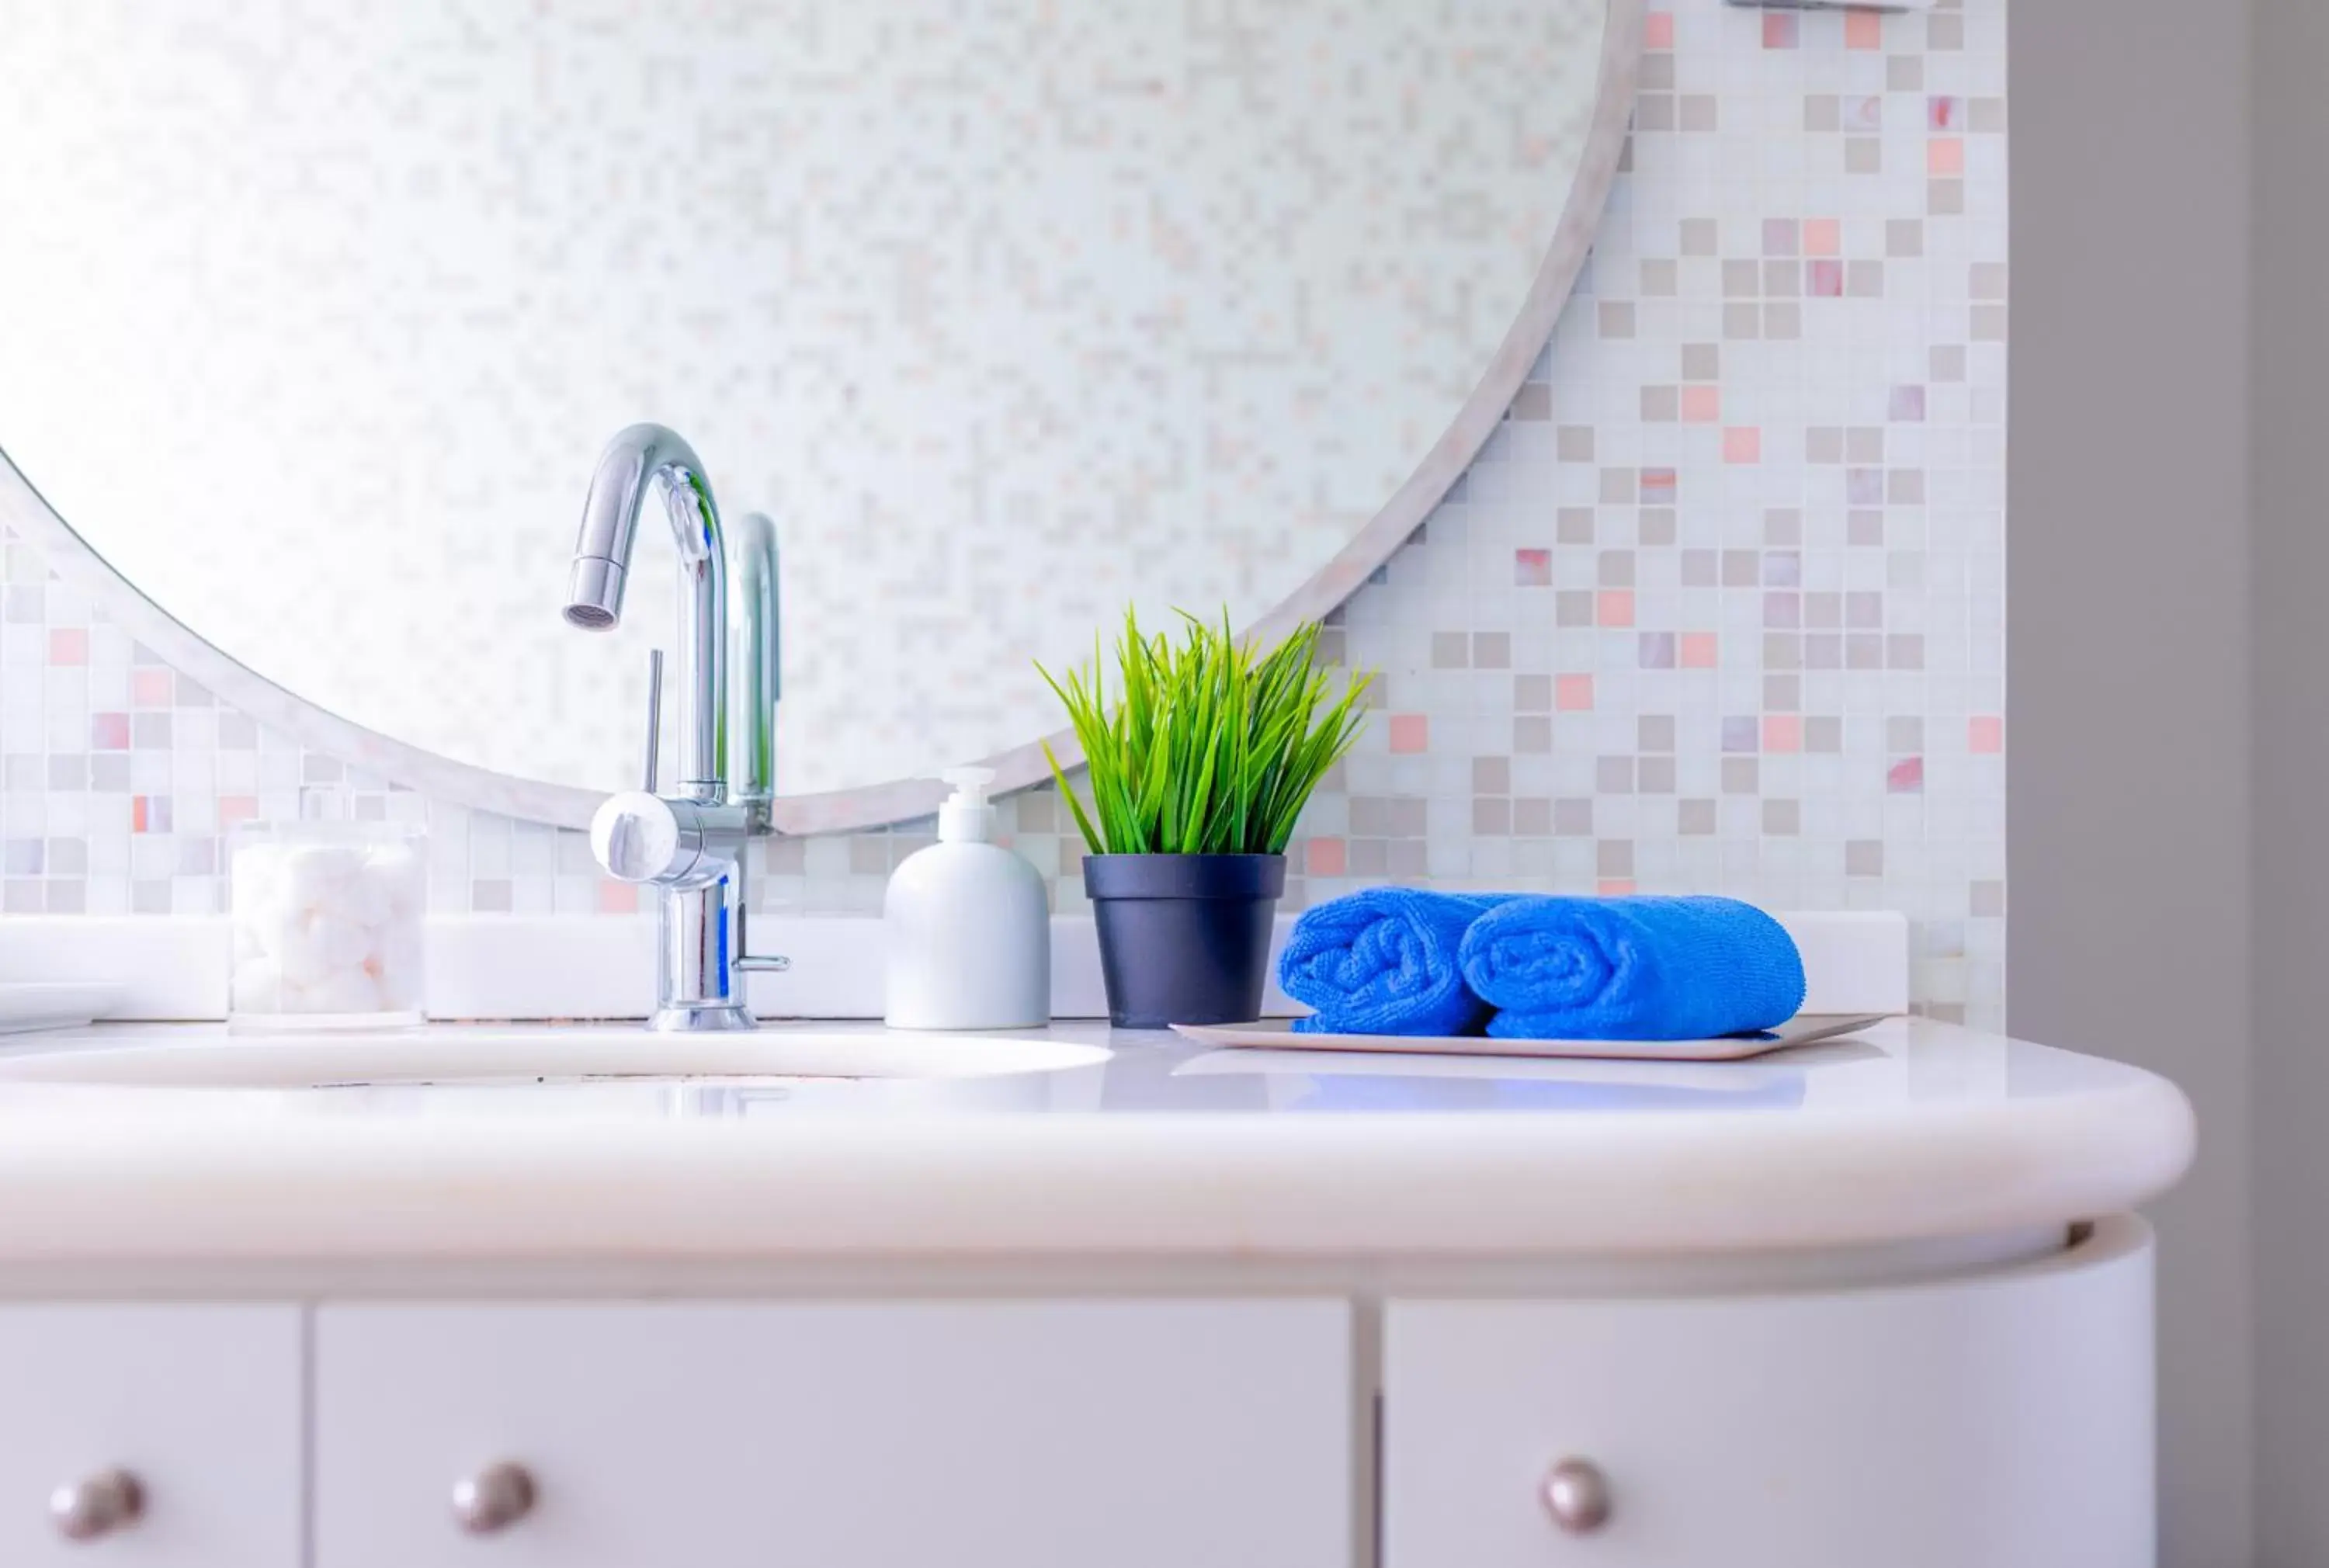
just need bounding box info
[1169,1012,1896,1062]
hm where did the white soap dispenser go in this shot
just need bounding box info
[883,767,1050,1029]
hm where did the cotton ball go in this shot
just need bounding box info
[310,913,370,971]
[277,911,370,987]
[279,845,363,912]
[234,886,298,969]
[245,892,299,960]
[323,867,393,928]
[305,968,383,1016]
[231,955,283,1014]
[273,917,324,988]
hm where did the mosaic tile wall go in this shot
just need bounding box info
[0,0,2007,1026]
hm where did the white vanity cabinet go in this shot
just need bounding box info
[0,1010,2186,1564]
[311,1299,1352,1568]
[0,1304,302,1567]
[0,1227,2162,1566]
[1381,1223,2154,1567]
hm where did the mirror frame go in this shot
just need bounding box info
[0,0,1643,836]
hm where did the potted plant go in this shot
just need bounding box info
[1040,609,1372,1029]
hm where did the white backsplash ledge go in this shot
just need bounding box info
[0,911,1910,1024]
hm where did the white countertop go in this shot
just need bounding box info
[0,1017,2193,1268]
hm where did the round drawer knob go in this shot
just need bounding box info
[1541,1457,1611,1534]
[50,1467,144,1542]
[451,1462,536,1535]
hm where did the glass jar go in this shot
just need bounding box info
[227,821,426,1029]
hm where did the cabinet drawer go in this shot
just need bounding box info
[1384,1226,2154,1568]
[0,1303,301,1567]
[317,1298,1351,1568]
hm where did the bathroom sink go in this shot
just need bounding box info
[0,1024,1110,1090]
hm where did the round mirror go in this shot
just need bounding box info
[0,0,1639,830]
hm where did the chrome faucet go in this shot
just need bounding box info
[563,423,786,1032]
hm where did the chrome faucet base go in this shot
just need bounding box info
[647,1002,759,1034]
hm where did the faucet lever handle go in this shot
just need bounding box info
[640,647,665,794]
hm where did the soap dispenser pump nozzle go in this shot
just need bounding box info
[937,766,998,843]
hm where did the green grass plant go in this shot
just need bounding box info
[1038,609,1373,856]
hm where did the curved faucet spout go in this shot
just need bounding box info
[563,423,785,1030]
[564,422,728,801]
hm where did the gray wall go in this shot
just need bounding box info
[2252,0,2329,1560]
[2010,2,2256,1563]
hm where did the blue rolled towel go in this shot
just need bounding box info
[1458,895,1805,1040]
[1278,889,1511,1035]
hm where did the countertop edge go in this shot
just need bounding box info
[0,1069,2196,1264]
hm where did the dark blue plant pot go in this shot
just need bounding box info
[1083,853,1287,1029]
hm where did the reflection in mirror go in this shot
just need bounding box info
[0,1,1627,820]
